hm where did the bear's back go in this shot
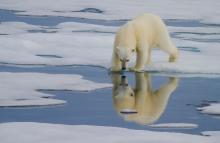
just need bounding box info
[131,13,168,47]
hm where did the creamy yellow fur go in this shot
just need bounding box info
[111,73,179,125]
[111,13,179,71]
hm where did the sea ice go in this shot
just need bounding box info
[0,122,218,143]
[150,123,198,129]
[197,103,220,115]
[0,72,111,107]
[0,21,220,76]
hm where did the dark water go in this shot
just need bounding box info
[0,9,126,27]
[0,65,220,135]
[0,9,214,27]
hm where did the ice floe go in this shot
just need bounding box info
[56,22,117,33]
[202,131,220,137]
[197,103,220,115]
[0,72,111,107]
[0,22,42,35]
[149,123,198,129]
[0,21,220,76]
[0,122,218,143]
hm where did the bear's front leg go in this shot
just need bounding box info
[111,52,122,72]
[111,64,122,72]
[130,50,147,72]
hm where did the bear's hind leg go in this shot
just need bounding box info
[169,54,177,62]
[168,46,178,62]
[160,43,178,63]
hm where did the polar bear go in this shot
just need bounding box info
[111,13,178,71]
[111,73,179,125]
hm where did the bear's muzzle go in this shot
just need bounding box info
[121,59,129,70]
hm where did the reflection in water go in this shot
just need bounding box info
[111,73,179,125]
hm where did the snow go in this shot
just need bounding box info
[168,26,220,34]
[197,103,220,115]
[0,1,219,76]
[56,22,117,33]
[0,122,218,143]
[0,72,111,107]
[202,131,220,137]
[149,123,198,129]
[0,22,42,35]
[0,0,219,25]
[0,22,115,66]
[0,21,220,76]
[174,33,220,41]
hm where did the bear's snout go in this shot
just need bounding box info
[120,59,129,62]
[120,59,129,70]
[121,61,126,70]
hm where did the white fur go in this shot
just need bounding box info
[117,47,127,60]
[111,13,179,71]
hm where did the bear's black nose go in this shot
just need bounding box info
[122,67,126,70]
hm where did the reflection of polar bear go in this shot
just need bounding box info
[111,13,178,71]
[111,73,179,125]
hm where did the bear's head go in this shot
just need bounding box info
[114,23,137,70]
[115,46,136,70]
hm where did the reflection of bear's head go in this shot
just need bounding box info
[112,75,136,114]
[111,73,179,125]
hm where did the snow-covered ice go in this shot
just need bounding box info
[149,123,198,129]
[0,72,111,107]
[0,122,218,143]
[0,21,220,76]
[0,1,219,76]
[202,131,220,137]
[0,22,42,35]
[0,31,113,66]
[0,1,219,103]
[197,103,220,115]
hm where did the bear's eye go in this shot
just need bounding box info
[130,93,134,97]
[132,49,135,52]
